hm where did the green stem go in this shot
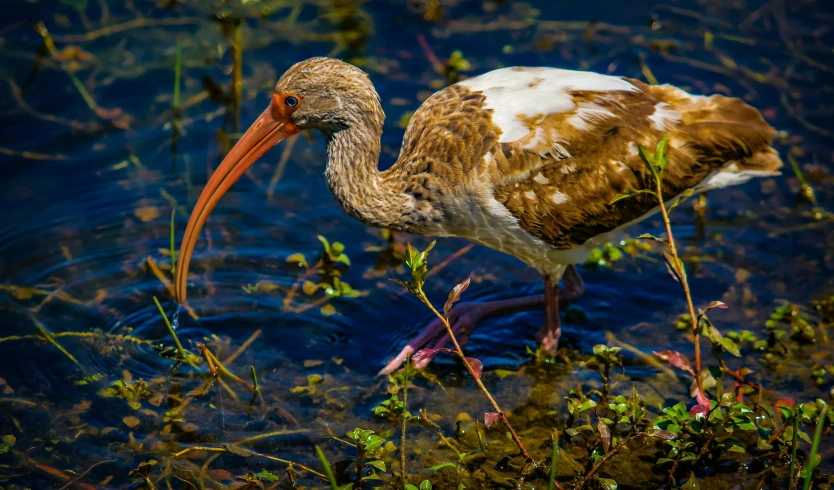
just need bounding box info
[418,291,530,460]
[315,446,339,490]
[173,38,181,108]
[153,296,199,369]
[32,317,82,370]
[169,207,176,277]
[788,155,817,205]
[401,354,410,488]
[801,405,828,490]
[652,149,703,394]
[549,431,559,490]
[789,411,799,489]
[250,365,260,394]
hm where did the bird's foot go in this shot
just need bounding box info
[379,302,493,375]
[535,318,561,355]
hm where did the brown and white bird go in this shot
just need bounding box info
[174,57,782,374]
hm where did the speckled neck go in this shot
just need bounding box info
[323,115,414,230]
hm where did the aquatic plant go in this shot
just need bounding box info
[1,1,832,489]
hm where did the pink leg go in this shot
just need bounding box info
[536,275,560,353]
[536,264,584,354]
[379,265,584,374]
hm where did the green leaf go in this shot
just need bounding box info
[610,189,656,205]
[364,435,385,451]
[429,462,457,472]
[420,481,433,490]
[406,486,419,490]
[317,235,332,254]
[577,399,597,413]
[404,241,436,292]
[255,470,281,482]
[286,253,308,268]
[637,233,667,243]
[756,438,774,451]
[364,460,386,472]
[0,435,16,454]
[797,429,813,445]
[599,478,618,490]
[655,133,669,165]
[638,143,656,167]
[719,337,741,357]
[680,472,701,490]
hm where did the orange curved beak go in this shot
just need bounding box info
[175,96,300,304]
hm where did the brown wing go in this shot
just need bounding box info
[492,80,782,249]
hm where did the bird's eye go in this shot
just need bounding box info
[285,96,299,107]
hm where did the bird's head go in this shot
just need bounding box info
[275,57,383,133]
[174,57,381,304]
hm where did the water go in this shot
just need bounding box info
[1,0,833,488]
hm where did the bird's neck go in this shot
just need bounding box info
[323,121,413,230]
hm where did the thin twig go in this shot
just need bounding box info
[417,291,531,460]
[222,329,262,364]
[654,177,703,393]
[174,445,326,479]
[574,433,645,489]
[57,459,116,490]
[51,17,202,43]
[31,317,81,368]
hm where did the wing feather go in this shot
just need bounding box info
[489,77,781,249]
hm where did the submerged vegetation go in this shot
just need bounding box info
[1,0,833,489]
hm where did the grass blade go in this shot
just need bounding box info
[549,431,559,490]
[789,409,799,489]
[153,296,199,370]
[802,405,828,490]
[315,445,338,490]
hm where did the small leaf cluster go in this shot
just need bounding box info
[100,378,149,409]
[333,428,391,487]
[128,459,157,487]
[405,480,433,490]
[291,374,324,396]
[372,393,410,421]
[392,241,435,294]
[607,386,647,428]
[584,242,624,269]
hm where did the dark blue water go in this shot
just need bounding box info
[1,0,832,488]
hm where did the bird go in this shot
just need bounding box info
[173,57,782,375]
